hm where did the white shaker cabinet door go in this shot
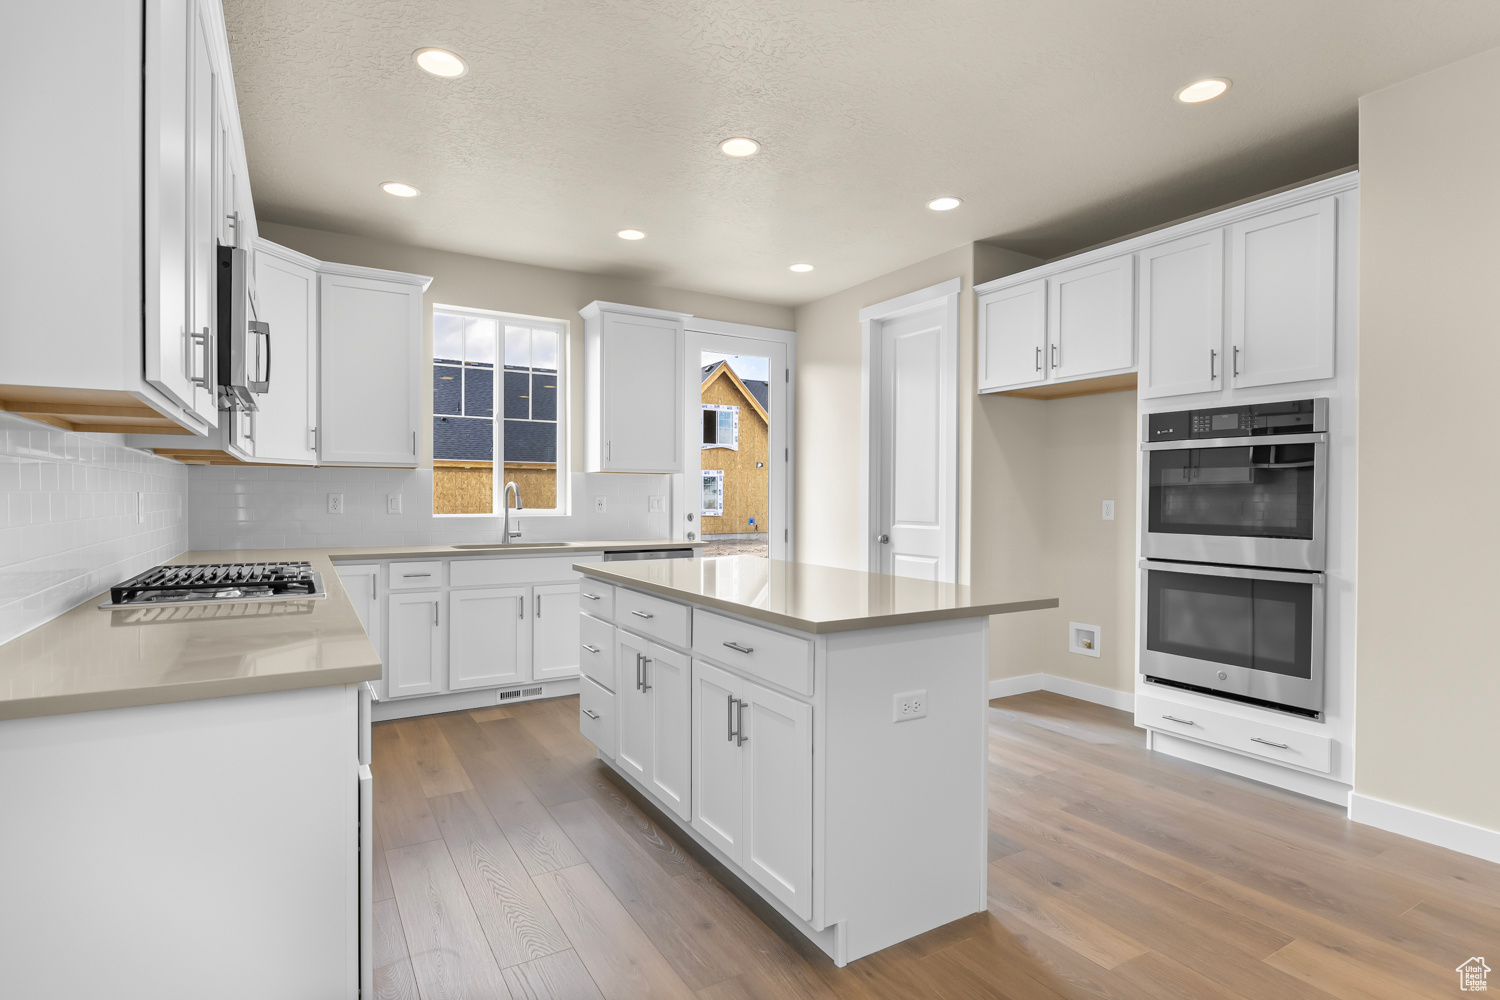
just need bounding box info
[1047,254,1136,381]
[646,643,693,822]
[977,279,1048,392]
[583,304,686,473]
[448,587,528,690]
[740,678,813,920]
[532,584,582,681]
[386,591,445,698]
[319,272,422,467]
[250,244,319,464]
[1138,231,1225,399]
[614,629,654,784]
[336,565,383,689]
[1229,196,1337,389]
[691,659,744,859]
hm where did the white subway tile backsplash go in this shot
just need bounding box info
[0,413,190,645]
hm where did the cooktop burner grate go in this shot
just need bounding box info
[109,562,325,606]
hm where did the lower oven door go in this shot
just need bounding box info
[1139,560,1325,714]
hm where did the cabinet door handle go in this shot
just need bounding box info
[1051,342,1058,370]
[635,652,643,691]
[1162,715,1195,726]
[432,601,439,627]
[727,693,737,742]
[735,698,748,746]
[581,644,600,654]
[722,641,754,655]
[370,577,376,600]
[641,657,652,692]
[631,610,654,620]
[189,327,213,389]
[536,594,542,618]
[582,708,600,720]
[1210,349,1218,380]
[518,597,524,619]
[1232,345,1241,378]
[582,592,601,601]
[1251,736,1290,750]
[1034,345,1041,372]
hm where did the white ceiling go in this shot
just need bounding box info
[225,1,1500,306]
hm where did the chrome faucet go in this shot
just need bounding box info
[502,481,524,544]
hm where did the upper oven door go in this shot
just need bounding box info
[1142,433,1328,570]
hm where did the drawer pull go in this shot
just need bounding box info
[630,610,654,620]
[402,573,432,578]
[1251,737,1290,750]
[582,709,600,720]
[582,592,601,600]
[581,644,600,654]
[1161,715,1196,726]
[722,641,754,655]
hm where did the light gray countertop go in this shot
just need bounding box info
[0,538,698,721]
[574,555,1058,633]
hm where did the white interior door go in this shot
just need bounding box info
[863,279,960,583]
[680,323,794,561]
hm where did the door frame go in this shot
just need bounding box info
[678,318,797,561]
[858,277,961,580]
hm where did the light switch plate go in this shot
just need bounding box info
[594,496,607,514]
[1101,499,1115,521]
[649,495,665,513]
[386,494,402,515]
[327,493,344,515]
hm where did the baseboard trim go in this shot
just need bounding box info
[1349,793,1500,865]
[988,673,1134,712]
[372,677,581,722]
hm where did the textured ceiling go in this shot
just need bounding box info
[225,1,1500,306]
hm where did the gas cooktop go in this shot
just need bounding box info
[103,562,326,608]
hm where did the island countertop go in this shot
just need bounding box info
[573,555,1058,633]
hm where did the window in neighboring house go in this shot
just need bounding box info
[433,305,566,516]
[702,404,739,450]
[702,470,724,516]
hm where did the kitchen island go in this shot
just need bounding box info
[571,555,1057,966]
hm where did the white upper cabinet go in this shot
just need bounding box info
[1228,196,1338,389]
[1138,231,1225,399]
[976,279,1048,392]
[1048,255,1136,381]
[581,302,687,473]
[251,240,319,464]
[319,267,429,467]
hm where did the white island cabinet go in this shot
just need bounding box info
[574,556,1056,966]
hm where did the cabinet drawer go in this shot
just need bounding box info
[579,614,615,691]
[692,610,813,697]
[449,555,591,588]
[580,674,615,758]
[1137,693,1331,773]
[389,561,443,590]
[615,587,691,649]
[578,579,614,620]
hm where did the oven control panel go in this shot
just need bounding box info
[1146,398,1326,442]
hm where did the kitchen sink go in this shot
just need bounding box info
[450,542,569,550]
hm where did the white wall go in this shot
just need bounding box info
[0,413,188,643]
[1356,45,1500,834]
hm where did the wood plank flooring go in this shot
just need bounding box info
[371,691,1499,999]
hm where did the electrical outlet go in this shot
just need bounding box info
[327,493,344,515]
[1101,499,1115,521]
[648,495,665,513]
[594,496,607,514]
[893,689,928,722]
[386,494,402,515]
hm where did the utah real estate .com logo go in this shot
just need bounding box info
[1458,957,1491,992]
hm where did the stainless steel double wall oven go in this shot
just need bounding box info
[1139,399,1328,715]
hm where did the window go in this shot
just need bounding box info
[433,305,565,515]
[702,470,724,516]
[702,404,739,450]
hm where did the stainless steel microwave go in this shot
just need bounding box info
[1141,398,1328,571]
[216,243,270,410]
[1140,559,1325,715]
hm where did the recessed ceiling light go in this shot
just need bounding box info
[927,196,962,212]
[380,181,420,198]
[1176,78,1230,104]
[788,263,814,273]
[616,229,646,240]
[414,47,467,78]
[720,137,761,157]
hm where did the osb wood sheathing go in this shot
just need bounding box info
[700,370,768,537]
[434,463,556,515]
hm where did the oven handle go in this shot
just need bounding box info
[1142,432,1327,452]
[1139,559,1325,585]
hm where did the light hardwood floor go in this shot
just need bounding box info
[370,691,1499,999]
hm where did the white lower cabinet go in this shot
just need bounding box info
[385,591,445,698]
[448,586,528,690]
[532,583,582,681]
[691,658,813,919]
[616,629,692,821]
